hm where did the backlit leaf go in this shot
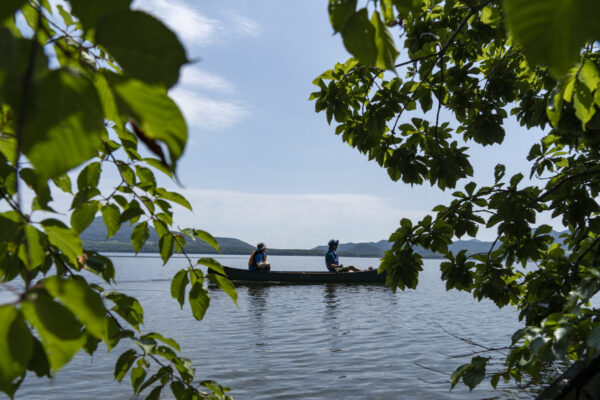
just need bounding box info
[0,306,33,390]
[371,11,398,70]
[341,9,377,66]
[68,0,131,31]
[328,0,357,32]
[44,277,108,340]
[504,0,600,77]
[107,73,187,170]
[21,295,85,372]
[95,10,187,88]
[21,69,104,179]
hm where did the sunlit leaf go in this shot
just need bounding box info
[114,349,137,383]
[101,204,121,239]
[42,219,83,266]
[106,292,144,330]
[188,283,210,321]
[171,269,189,308]
[71,201,99,233]
[131,221,149,253]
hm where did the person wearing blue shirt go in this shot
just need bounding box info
[248,242,270,272]
[325,239,360,273]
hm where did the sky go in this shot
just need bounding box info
[31,1,559,249]
[127,0,556,249]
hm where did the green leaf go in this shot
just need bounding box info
[77,162,102,191]
[140,332,180,352]
[18,224,46,270]
[188,283,210,321]
[106,292,144,331]
[44,277,108,341]
[588,325,600,350]
[579,60,600,92]
[52,174,72,194]
[0,0,26,23]
[341,9,377,66]
[573,80,596,127]
[107,73,187,170]
[171,269,189,308]
[27,337,50,378]
[95,10,187,88]
[101,204,121,239]
[197,257,225,275]
[114,349,137,383]
[131,221,149,254]
[71,201,99,233]
[207,273,237,306]
[481,6,500,26]
[155,188,192,211]
[42,219,82,266]
[21,69,105,179]
[0,306,33,390]
[131,364,147,394]
[21,294,85,372]
[145,385,163,400]
[196,229,219,251]
[328,0,357,32]
[69,0,131,31]
[371,11,398,70]
[504,0,600,77]
[159,234,174,265]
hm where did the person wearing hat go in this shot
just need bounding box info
[248,242,271,272]
[325,239,360,273]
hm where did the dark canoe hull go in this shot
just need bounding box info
[217,266,385,284]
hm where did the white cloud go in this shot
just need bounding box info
[170,88,250,130]
[179,67,234,94]
[133,0,219,44]
[133,0,260,46]
[171,189,418,248]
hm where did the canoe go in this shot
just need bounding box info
[212,266,386,284]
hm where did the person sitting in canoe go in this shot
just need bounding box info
[325,239,360,273]
[248,242,271,272]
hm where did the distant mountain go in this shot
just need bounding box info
[81,218,568,258]
[82,217,254,254]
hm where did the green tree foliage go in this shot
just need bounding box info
[312,0,600,391]
[0,2,236,399]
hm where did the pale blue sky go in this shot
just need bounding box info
[129,0,554,248]
[30,0,556,248]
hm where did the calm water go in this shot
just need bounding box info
[5,254,537,399]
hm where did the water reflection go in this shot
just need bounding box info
[323,284,343,353]
[246,285,269,346]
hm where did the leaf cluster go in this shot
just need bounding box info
[0,2,236,399]
[313,0,600,392]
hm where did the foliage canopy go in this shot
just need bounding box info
[312,0,600,391]
[0,1,236,399]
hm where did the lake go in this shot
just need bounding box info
[5,254,540,399]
